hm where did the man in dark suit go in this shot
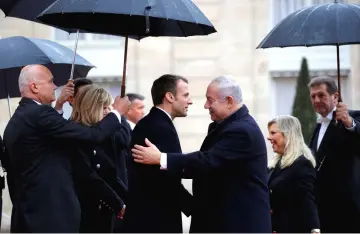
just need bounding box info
[123,74,193,233]
[132,75,272,233]
[308,76,360,233]
[3,64,130,233]
[0,136,5,230]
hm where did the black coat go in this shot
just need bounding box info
[269,156,320,233]
[124,107,193,233]
[167,105,272,233]
[309,110,360,232]
[0,136,4,230]
[72,133,129,233]
[115,116,132,186]
[113,117,132,233]
[3,97,121,233]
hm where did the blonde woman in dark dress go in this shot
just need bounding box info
[267,115,320,233]
[71,85,127,233]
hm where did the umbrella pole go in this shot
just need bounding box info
[336,44,342,102]
[66,30,80,103]
[69,30,80,81]
[121,36,129,97]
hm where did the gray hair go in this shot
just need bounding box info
[211,75,242,103]
[126,93,145,103]
[18,65,37,93]
[308,76,338,95]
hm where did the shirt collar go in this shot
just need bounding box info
[33,100,41,105]
[155,107,172,121]
[127,119,136,130]
[317,107,336,124]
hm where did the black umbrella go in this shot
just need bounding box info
[37,0,217,96]
[1,0,142,83]
[256,0,359,100]
[0,36,95,115]
[0,0,80,32]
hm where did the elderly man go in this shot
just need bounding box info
[3,65,130,233]
[132,75,271,233]
[308,76,360,233]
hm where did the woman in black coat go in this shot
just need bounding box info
[267,115,320,233]
[70,85,128,233]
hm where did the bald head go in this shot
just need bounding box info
[19,65,57,104]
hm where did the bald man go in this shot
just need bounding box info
[3,65,130,232]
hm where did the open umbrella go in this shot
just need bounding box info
[256,0,359,101]
[0,36,95,116]
[0,0,79,32]
[37,0,217,96]
[1,0,140,82]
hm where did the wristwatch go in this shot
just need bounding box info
[311,228,320,233]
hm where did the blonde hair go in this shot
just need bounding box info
[268,115,316,169]
[70,84,113,126]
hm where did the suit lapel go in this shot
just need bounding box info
[149,107,181,150]
[268,168,275,182]
[316,120,337,156]
[309,124,321,154]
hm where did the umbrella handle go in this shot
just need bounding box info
[67,79,74,103]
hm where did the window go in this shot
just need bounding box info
[53,29,120,41]
[272,0,347,25]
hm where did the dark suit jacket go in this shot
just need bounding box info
[0,136,4,230]
[309,110,360,232]
[167,105,272,233]
[72,134,128,233]
[0,136,4,190]
[3,97,121,233]
[124,107,192,233]
[116,116,132,186]
[269,156,320,233]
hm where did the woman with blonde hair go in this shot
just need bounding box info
[71,84,128,233]
[267,115,320,233]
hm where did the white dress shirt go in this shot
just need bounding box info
[127,119,136,130]
[316,110,333,150]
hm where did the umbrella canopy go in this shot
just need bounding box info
[256,1,360,100]
[37,0,217,37]
[0,36,95,99]
[0,0,80,33]
[257,1,360,48]
[1,0,143,39]
[37,0,217,97]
